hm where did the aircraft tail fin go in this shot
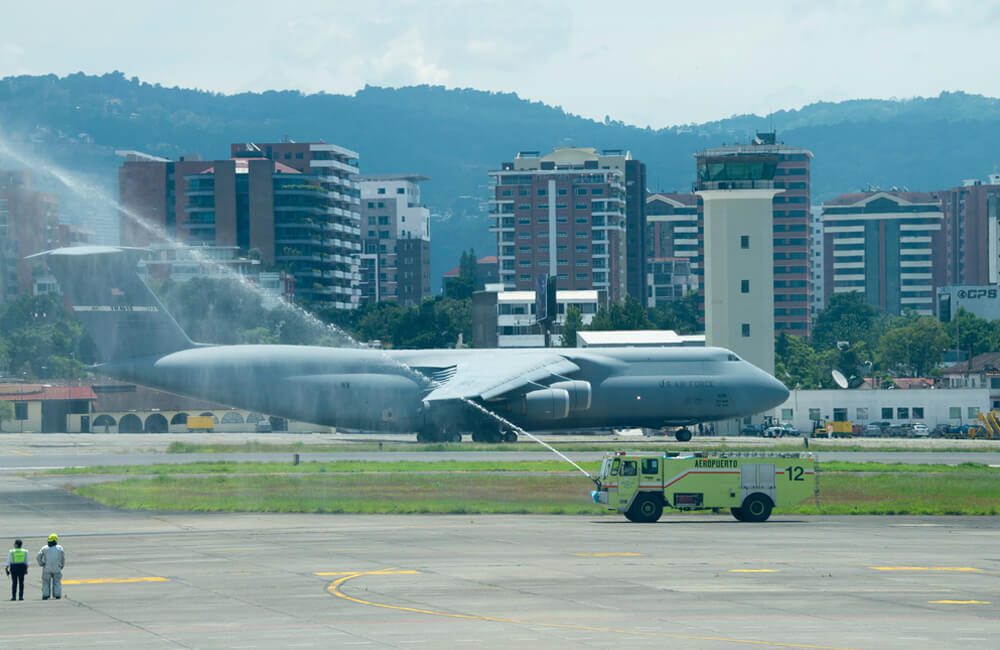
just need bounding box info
[32,246,195,364]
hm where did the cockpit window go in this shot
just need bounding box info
[728,354,741,361]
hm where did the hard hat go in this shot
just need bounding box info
[47,534,58,543]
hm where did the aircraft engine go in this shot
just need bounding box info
[522,388,571,420]
[550,380,591,411]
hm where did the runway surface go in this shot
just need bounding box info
[0,467,997,648]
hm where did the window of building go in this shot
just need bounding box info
[881,407,893,419]
[741,323,750,337]
[833,408,848,421]
[741,279,750,293]
[575,204,587,210]
[379,230,390,239]
[378,216,390,225]
[557,273,568,280]
[912,407,924,419]
[856,407,869,421]
[377,188,386,195]
[897,407,909,419]
[295,152,304,159]
[949,406,961,419]
[367,216,375,225]
[575,273,589,280]
[591,188,604,195]
[377,201,384,208]
[576,188,587,195]
[367,201,375,208]
[396,187,405,194]
[558,188,567,195]
[808,408,821,421]
[781,408,793,420]
[14,402,27,420]
[283,153,291,159]
[502,190,512,197]
[968,406,980,418]
[537,189,546,196]
[740,235,749,249]
[367,230,376,238]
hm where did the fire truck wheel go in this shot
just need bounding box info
[740,494,773,522]
[625,494,663,523]
[674,428,693,442]
[730,507,747,522]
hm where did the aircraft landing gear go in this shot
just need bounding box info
[674,427,693,443]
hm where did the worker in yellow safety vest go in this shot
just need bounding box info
[5,539,28,601]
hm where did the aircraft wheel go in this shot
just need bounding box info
[449,431,462,443]
[740,494,773,522]
[416,430,430,443]
[503,430,518,443]
[625,494,663,523]
[730,507,747,522]
[675,428,693,443]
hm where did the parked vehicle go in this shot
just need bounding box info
[911,422,929,436]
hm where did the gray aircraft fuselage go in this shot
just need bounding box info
[99,344,788,434]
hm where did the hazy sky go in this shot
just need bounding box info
[3,0,1000,128]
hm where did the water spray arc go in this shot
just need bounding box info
[2,132,602,477]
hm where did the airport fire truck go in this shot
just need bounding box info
[592,451,817,522]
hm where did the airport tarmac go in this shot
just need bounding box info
[0,469,997,649]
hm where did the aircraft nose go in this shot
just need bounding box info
[758,372,790,409]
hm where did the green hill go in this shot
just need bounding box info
[1,72,999,289]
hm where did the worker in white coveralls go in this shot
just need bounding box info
[36,534,65,600]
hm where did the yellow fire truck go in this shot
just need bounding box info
[591,451,817,523]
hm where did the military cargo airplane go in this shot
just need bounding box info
[36,246,788,442]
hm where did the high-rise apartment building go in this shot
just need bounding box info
[822,191,943,315]
[935,175,1000,286]
[809,206,825,317]
[118,141,362,309]
[358,175,431,306]
[645,192,700,308]
[0,171,64,304]
[489,147,636,304]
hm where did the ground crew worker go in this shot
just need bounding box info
[36,534,65,600]
[6,539,28,601]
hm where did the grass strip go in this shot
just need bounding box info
[74,471,1000,516]
[43,459,999,477]
[43,459,600,476]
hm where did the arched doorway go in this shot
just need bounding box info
[144,413,169,433]
[170,413,189,426]
[118,414,143,433]
[93,414,117,433]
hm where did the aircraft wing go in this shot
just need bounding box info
[416,352,580,403]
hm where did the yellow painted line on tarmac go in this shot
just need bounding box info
[315,570,420,577]
[928,600,991,605]
[870,566,982,573]
[729,569,778,573]
[62,577,169,585]
[575,552,642,558]
[324,569,858,650]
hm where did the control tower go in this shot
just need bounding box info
[695,145,783,378]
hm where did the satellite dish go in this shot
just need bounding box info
[831,369,849,389]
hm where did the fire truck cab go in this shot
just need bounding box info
[592,451,817,523]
